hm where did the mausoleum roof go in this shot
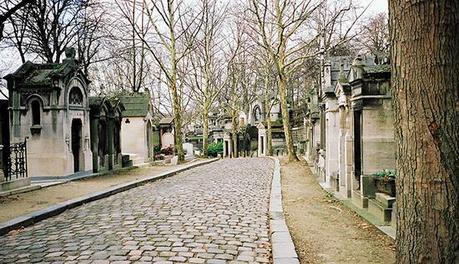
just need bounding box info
[364,64,391,74]
[159,117,174,125]
[120,94,151,117]
[4,58,87,88]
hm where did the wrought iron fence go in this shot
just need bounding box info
[4,139,28,181]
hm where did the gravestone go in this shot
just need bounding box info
[183,143,194,158]
[171,155,179,165]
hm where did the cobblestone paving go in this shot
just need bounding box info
[0,158,274,264]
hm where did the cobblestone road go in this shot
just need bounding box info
[0,158,274,264]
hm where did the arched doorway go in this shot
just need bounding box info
[71,119,82,172]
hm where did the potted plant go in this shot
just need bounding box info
[372,169,396,197]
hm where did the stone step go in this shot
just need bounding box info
[351,190,369,208]
[368,198,392,224]
[375,192,396,208]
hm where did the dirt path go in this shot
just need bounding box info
[281,158,395,264]
[0,161,201,223]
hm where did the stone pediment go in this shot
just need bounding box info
[257,122,265,130]
[335,82,351,107]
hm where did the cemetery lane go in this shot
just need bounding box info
[0,158,273,263]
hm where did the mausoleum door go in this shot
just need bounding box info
[71,119,82,173]
[225,141,228,157]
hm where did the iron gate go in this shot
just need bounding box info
[4,139,28,181]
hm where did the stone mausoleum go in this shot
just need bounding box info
[120,94,155,165]
[4,49,93,177]
[89,97,124,172]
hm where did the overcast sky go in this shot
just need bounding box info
[359,0,388,14]
[0,0,390,98]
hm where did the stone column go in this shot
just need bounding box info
[107,116,114,171]
[0,145,4,183]
[258,134,262,156]
[90,113,99,173]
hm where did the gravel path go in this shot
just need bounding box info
[281,158,395,264]
[0,158,274,264]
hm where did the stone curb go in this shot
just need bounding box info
[269,158,299,264]
[0,185,42,198]
[1,164,151,198]
[0,158,220,236]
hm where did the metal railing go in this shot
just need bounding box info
[4,139,28,181]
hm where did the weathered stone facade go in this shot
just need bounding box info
[4,49,92,177]
[305,55,396,225]
[120,94,154,165]
[0,98,9,183]
[89,97,124,172]
[159,117,175,149]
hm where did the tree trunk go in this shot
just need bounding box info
[278,72,297,161]
[171,79,184,162]
[267,113,273,156]
[264,97,273,156]
[390,1,459,263]
[202,105,209,158]
[168,0,184,162]
[231,112,238,158]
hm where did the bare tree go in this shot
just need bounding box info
[3,0,106,71]
[25,0,88,63]
[2,0,32,63]
[259,55,277,156]
[184,0,228,157]
[117,0,203,162]
[76,1,110,77]
[248,0,360,161]
[354,12,389,63]
[0,0,34,41]
[113,0,151,93]
[219,23,244,158]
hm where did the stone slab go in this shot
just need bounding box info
[0,177,31,192]
[171,156,179,166]
[375,192,396,208]
[352,190,368,208]
[368,198,392,223]
[272,242,297,258]
[274,257,300,264]
[272,231,294,244]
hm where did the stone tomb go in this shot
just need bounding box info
[120,94,155,165]
[89,97,124,172]
[159,117,175,149]
[4,49,92,177]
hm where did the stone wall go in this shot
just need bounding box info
[121,117,149,164]
[361,100,395,175]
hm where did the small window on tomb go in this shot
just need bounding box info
[31,100,41,125]
[69,87,83,105]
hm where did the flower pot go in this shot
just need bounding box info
[373,177,396,197]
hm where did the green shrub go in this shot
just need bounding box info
[153,145,161,153]
[207,142,223,157]
[372,169,396,178]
